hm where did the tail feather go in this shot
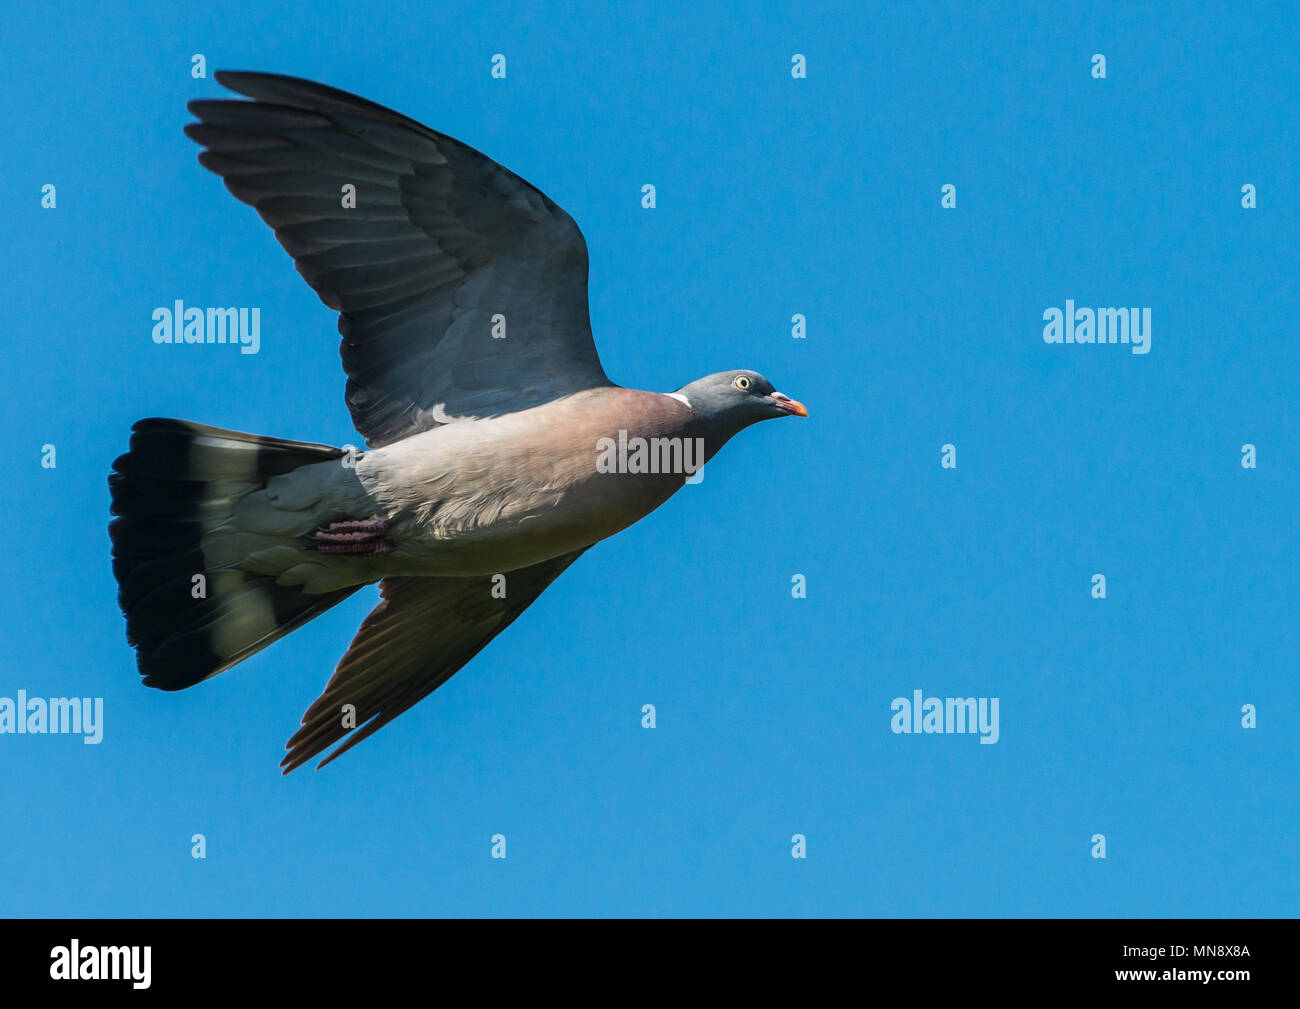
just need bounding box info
[109,418,360,690]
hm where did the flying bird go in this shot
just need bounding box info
[109,71,808,772]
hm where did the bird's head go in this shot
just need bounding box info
[674,370,808,439]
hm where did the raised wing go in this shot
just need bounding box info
[187,71,611,447]
[281,549,587,772]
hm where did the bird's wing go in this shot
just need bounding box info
[186,71,611,447]
[281,549,587,772]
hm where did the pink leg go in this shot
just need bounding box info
[312,515,393,556]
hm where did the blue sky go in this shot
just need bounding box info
[2,0,1297,916]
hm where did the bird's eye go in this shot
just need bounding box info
[734,375,751,391]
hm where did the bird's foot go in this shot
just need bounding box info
[311,515,393,556]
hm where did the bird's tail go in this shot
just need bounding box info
[109,418,361,690]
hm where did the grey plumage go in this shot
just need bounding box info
[110,71,807,772]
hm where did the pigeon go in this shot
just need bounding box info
[109,71,808,772]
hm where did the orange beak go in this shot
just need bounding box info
[770,392,809,417]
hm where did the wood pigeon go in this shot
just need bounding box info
[109,72,808,772]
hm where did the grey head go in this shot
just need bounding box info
[673,370,808,445]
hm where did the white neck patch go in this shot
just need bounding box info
[666,391,693,410]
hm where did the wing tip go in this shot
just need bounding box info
[280,734,347,774]
[212,69,296,94]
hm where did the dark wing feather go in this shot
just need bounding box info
[282,549,587,772]
[187,71,611,447]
